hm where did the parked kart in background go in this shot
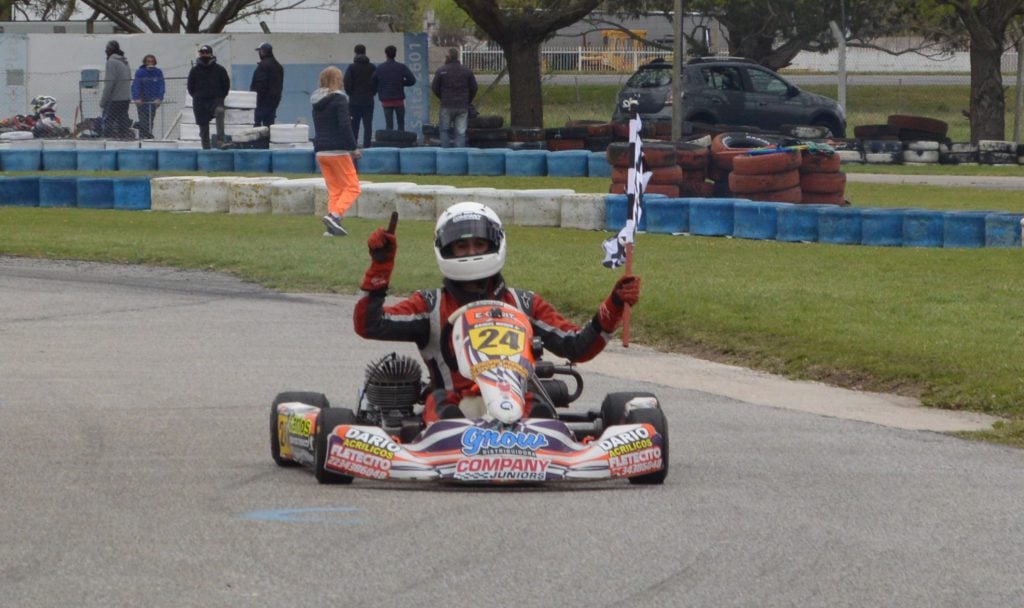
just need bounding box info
[271,301,669,485]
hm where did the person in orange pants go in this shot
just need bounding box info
[311,66,362,236]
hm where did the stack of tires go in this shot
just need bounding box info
[799,150,846,205]
[728,149,803,203]
[563,120,614,152]
[374,130,418,148]
[675,142,713,197]
[545,125,589,151]
[508,127,545,150]
[709,132,778,195]
[606,142,679,197]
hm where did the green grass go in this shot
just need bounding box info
[3,188,1024,429]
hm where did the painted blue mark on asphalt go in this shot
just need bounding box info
[239,507,366,525]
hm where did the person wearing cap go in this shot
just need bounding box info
[250,42,283,127]
[100,40,132,139]
[343,44,376,148]
[187,45,230,149]
[371,45,416,132]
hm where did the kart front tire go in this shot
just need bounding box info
[600,391,658,427]
[270,391,330,467]
[314,407,357,485]
[626,406,669,486]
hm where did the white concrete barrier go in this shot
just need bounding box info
[432,187,501,219]
[229,177,287,214]
[41,139,75,150]
[511,189,576,226]
[73,140,106,150]
[104,140,140,150]
[151,176,202,212]
[271,178,322,215]
[190,177,237,213]
[558,193,606,230]
[355,182,418,219]
[395,185,458,221]
[140,140,179,149]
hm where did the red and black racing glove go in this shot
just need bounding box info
[597,275,641,332]
[360,227,397,292]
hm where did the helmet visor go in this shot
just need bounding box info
[436,215,502,259]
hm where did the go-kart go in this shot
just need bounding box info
[270,300,668,485]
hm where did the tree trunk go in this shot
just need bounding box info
[968,45,1006,142]
[505,41,544,128]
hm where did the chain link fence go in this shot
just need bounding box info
[75,75,190,140]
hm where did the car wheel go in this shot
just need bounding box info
[271,391,329,467]
[600,391,658,427]
[811,117,844,139]
[314,407,357,485]
[625,406,669,485]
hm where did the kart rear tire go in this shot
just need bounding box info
[600,391,658,427]
[626,407,669,485]
[271,391,329,467]
[314,407,357,485]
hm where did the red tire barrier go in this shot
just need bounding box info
[887,114,948,137]
[800,152,842,173]
[800,171,847,194]
[547,138,586,151]
[612,164,683,185]
[732,150,802,175]
[729,169,801,194]
[675,143,710,170]
[710,132,776,171]
[745,185,803,203]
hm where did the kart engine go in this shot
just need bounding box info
[360,353,424,432]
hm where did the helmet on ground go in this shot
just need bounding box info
[434,202,506,281]
[31,95,56,114]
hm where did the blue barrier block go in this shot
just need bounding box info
[984,213,1023,248]
[113,178,151,210]
[0,177,41,206]
[271,150,316,174]
[467,149,507,176]
[645,198,690,234]
[39,177,78,207]
[118,149,158,171]
[902,210,944,248]
[1,150,42,171]
[506,150,547,177]
[158,149,198,172]
[546,150,590,177]
[233,150,272,173]
[77,178,115,209]
[604,194,651,231]
[399,147,440,174]
[42,150,78,171]
[861,208,905,247]
[734,201,783,240]
[587,152,611,179]
[197,150,234,172]
[777,204,826,242]
[357,147,401,174]
[819,207,863,245]
[943,211,988,248]
[77,150,118,171]
[689,198,737,236]
[436,148,469,175]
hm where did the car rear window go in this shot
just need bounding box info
[626,67,671,88]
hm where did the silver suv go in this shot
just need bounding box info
[612,57,846,138]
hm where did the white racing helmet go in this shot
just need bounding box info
[31,95,57,114]
[434,202,506,281]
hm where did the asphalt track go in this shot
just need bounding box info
[2,257,1023,608]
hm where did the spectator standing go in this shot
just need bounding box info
[371,45,416,132]
[312,66,362,237]
[431,47,477,148]
[343,44,376,148]
[250,42,284,127]
[100,40,133,139]
[131,54,165,139]
[187,45,230,150]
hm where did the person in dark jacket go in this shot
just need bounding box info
[312,66,362,237]
[371,45,416,132]
[100,40,133,139]
[187,45,230,149]
[343,44,377,148]
[431,47,477,148]
[250,42,284,127]
[354,202,642,423]
[131,54,165,139]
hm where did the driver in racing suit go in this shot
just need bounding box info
[353,201,641,423]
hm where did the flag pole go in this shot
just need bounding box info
[622,98,641,348]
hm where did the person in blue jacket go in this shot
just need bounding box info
[131,54,165,139]
[371,45,416,132]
